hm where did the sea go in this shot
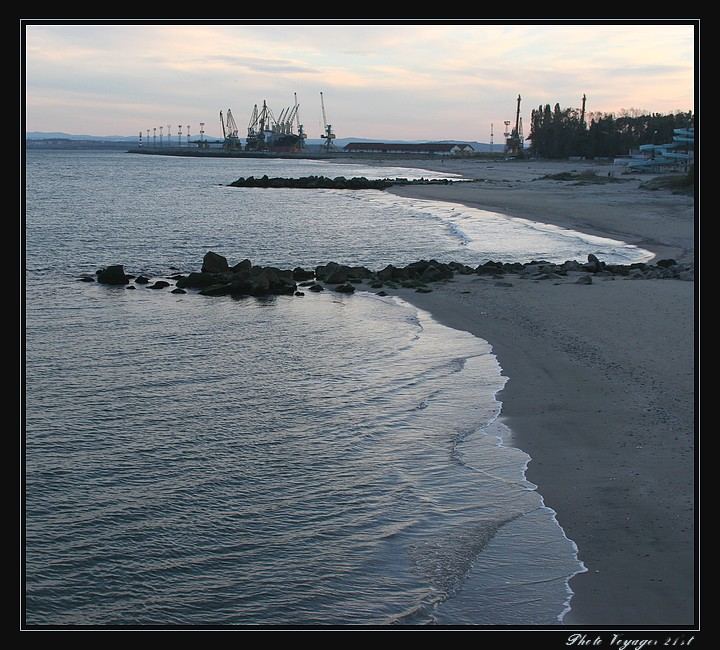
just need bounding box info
[24,151,654,626]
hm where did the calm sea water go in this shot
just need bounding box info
[25,151,649,626]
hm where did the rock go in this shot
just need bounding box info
[134,275,151,284]
[405,260,430,275]
[249,272,271,295]
[656,259,677,268]
[293,267,315,281]
[377,264,398,281]
[298,280,316,287]
[229,276,253,295]
[449,262,475,275]
[561,260,583,272]
[420,264,452,283]
[308,284,324,292]
[125,285,136,290]
[229,175,396,190]
[96,265,129,285]
[495,281,513,287]
[584,254,604,273]
[199,283,232,296]
[176,272,218,289]
[202,251,229,274]
[575,275,593,285]
[370,282,384,288]
[147,280,170,289]
[324,268,349,284]
[230,259,252,273]
[319,264,364,283]
[348,266,373,280]
[168,273,186,280]
[605,265,630,276]
[477,261,504,275]
[415,287,433,293]
[504,262,525,273]
[78,275,95,282]
[294,291,305,297]
[171,288,187,294]
[315,262,341,281]
[247,267,296,295]
[376,291,388,297]
[333,283,356,294]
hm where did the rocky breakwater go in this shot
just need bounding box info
[173,252,300,297]
[228,175,460,190]
[90,253,694,299]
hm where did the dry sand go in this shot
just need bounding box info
[353,158,696,626]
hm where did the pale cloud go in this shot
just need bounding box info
[24,23,695,140]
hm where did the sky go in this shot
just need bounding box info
[24,23,695,141]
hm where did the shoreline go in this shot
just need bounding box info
[332,156,694,264]
[365,158,695,625]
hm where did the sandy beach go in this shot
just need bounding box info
[353,157,696,626]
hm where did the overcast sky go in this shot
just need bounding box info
[24,23,695,140]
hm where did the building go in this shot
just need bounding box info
[343,142,475,156]
[614,128,694,173]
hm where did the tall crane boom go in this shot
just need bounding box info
[226,109,239,138]
[294,92,306,149]
[319,91,335,151]
[320,91,328,129]
[220,110,226,139]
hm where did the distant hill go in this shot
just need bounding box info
[28,132,492,150]
[26,132,495,153]
[26,131,138,142]
[26,131,226,143]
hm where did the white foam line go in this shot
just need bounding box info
[362,192,655,264]
[489,359,588,625]
[370,290,588,624]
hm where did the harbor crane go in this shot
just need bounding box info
[244,97,305,151]
[320,91,335,151]
[504,94,524,156]
[220,109,241,149]
[294,92,306,148]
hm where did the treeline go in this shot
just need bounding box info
[528,104,693,159]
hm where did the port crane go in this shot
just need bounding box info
[294,92,306,148]
[504,94,524,156]
[244,97,305,151]
[220,109,241,149]
[320,91,335,151]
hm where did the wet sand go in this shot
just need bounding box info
[356,157,695,625]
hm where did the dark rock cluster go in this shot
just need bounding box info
[228,175,459,190]
[90,253,694,297]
